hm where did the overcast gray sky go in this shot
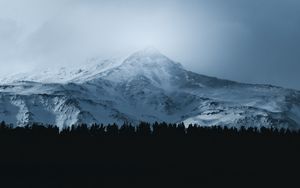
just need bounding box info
[0,0,299,89]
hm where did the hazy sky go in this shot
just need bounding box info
[0,0,299,89]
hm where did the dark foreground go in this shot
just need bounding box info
[0,122,300,187]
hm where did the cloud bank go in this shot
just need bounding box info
[0,0,299,89]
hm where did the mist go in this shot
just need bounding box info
[0,0,299,89]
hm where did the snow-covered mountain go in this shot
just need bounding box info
[0,47,299,129]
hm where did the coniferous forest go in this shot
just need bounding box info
[1,121,300,187]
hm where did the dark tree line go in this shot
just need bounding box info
[0,120,299,138]
[1,120,300,187]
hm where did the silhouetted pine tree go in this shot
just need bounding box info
[106,123,119,136]
[136,122,151,136]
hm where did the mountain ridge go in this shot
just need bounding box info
[0,48,299,129]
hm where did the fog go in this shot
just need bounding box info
[0,0,299,89]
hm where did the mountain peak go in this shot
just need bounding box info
[130,47,164,59]
[120,47,184,74]
[141,46,161,54]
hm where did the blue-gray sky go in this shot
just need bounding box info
[0,0,299,89]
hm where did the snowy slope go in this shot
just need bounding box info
[0,58,122,84]
[0,47,299,129]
